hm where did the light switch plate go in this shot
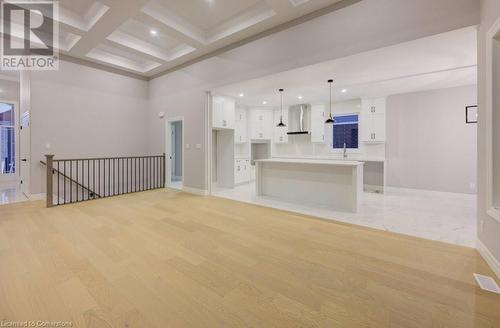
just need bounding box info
[186,144,190,149]
[196,144,201,149]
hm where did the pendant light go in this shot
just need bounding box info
[325,79,335,124]
[277,88,286,127]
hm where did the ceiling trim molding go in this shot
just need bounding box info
[149,0,362,80]
[60,54,148,81]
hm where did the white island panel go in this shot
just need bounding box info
[256,159,364,212]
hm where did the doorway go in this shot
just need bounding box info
[166,118,184,190]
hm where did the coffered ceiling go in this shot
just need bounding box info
[4,0,350,79]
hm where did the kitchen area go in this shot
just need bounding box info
[208,27,478,247]
[211,92,385,214]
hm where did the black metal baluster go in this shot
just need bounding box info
[87,160,90,200]
[113,158,115,196]
[122,158,124,195]
[70,161,73,203]
[97,159,104,197]
[56,161,59,205]
[93,160,95,199]
[109,158,111,197]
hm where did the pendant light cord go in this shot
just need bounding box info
[329,79,333,118]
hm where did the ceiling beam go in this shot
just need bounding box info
[70,0,150,55]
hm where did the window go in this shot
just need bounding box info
[0,103,15,174]
[333,114,359,149]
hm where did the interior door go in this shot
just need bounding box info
[20,111,30,197]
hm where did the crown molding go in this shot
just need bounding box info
[59,54,149,81]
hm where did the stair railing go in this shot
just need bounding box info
[44,154,166,208]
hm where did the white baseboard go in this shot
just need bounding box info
[29,193,46,201]
[477,238,500,279]
[182,186,208,196]
[364,184,384,193]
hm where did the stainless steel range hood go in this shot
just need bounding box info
[287,104,311,135]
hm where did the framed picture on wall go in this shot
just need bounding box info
[466,105,478,124]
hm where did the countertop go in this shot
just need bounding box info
[272,155,385,163]
[255,158,364,166]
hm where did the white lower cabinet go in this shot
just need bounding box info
[234,159,251,185]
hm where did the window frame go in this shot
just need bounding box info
[330,113,361,154]
[0,100,19,179]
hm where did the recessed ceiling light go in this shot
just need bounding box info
[150,29,158,36]
[341,89,347,93]
[262,101,267,105]
[238,93,244,97]
[298,95,303,100]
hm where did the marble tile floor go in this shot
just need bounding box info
[0,181,28,205]
[211,182,477,248]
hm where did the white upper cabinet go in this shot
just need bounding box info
[273,107,289,143]
[249,108,273,140]
[362,98,386,143]
[212,96,235,130]
[311,105,326,143]
[235,107,248,144]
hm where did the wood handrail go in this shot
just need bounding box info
[40,160,101,198]
[53,155,164,161]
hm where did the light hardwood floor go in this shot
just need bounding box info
[0,189,499,328]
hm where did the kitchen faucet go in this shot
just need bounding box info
[343,142,348,159]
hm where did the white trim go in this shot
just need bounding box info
[206,91,212,196]
[29,193,45,201]
[485,17,500,224]
[364,184,384,193]
[182,186,208,196]
[477,238,500,279]
[0,99,20,182]
[165,116,185,190]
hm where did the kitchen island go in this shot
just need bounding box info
[255,158,364,212]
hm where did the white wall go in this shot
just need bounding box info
[478,0,500,276]
[386,85,477,194]
[146,0,479,192]
[148,71,207,191]
[0,79,20,103]
[30,60,149,194]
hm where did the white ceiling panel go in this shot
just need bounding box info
[154,0,265,31]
